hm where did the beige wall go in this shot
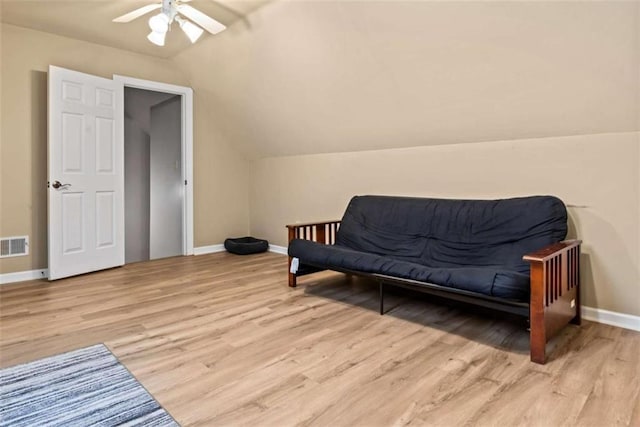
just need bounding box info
[0,23,250,273]
[250,132,640,317]
[191,91,250,248]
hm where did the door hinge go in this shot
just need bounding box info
[185,180,188,185]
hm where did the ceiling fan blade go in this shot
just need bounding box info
[113,4,162,23]
[177,4,226,35]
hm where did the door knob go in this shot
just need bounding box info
[52,180,71,190]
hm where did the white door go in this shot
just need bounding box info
[48,66,124,280]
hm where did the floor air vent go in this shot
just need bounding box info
[0,236,29,258]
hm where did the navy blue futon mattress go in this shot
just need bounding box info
[288,195,568,302]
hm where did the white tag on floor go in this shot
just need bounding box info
[290,257,299,274]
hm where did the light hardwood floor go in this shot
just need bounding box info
[1,252,639,426]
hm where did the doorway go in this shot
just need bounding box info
[124,88,182,263]
[116,75,194,263]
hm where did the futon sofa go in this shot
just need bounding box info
[287,195,581,364]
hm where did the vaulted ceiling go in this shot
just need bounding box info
[1,0,270,58]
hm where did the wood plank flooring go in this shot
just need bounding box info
[1,252,639,426]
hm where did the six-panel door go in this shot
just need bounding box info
[48,66,124,280]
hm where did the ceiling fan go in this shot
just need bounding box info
[113,0,226,46]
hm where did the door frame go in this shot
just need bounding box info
[114,75,194,256]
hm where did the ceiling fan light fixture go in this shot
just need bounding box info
[148,13,169,34]
[147,30,166,46]
[114,1,226,49]
[179,19,204,43]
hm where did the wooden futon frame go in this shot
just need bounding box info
[287,220,581,364]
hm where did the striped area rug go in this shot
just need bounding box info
[0,344,178,426]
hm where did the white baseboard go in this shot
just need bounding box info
[268,244,288,255]
[0,269,49,285]
[193,244,226,255]
[194,243,288,256]
[582,306,640,332]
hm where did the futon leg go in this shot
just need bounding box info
[288,272,297,288]
[529,317,547,364]
[287,256,297,287]
[570,306,581,326]
[530,336,546,364]
[379,282,384,315]
[570,292,581,325]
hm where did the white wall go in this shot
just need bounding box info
[150,96,183,259]
[124,117,150,263]
[124,88,175,134]
[124,88,178,264]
